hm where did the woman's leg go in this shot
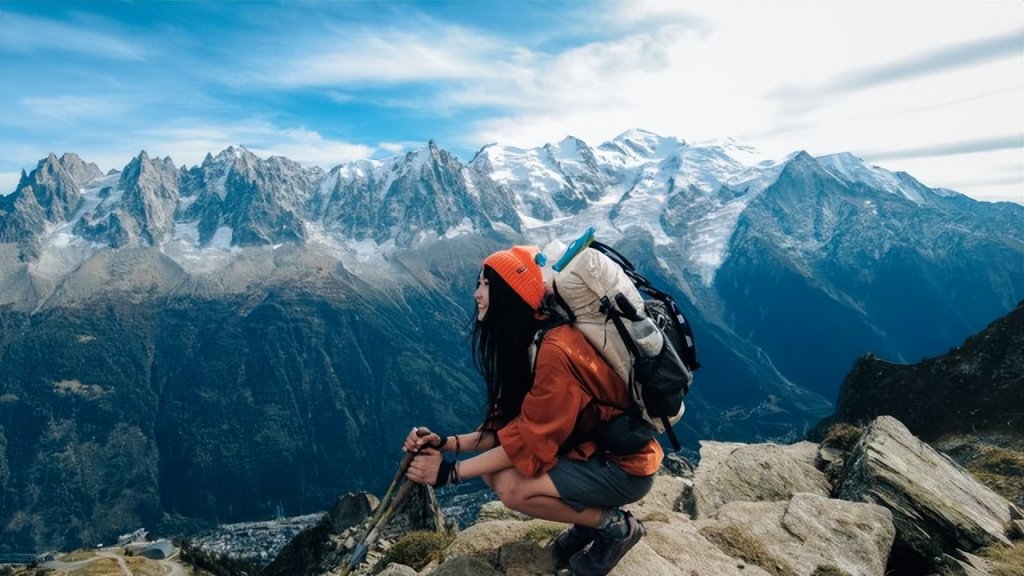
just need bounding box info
[483,467,606,527]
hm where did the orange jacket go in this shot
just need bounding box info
[497,325,663,478]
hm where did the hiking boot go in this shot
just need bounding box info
[568,510,644,576]
[552,524,598,567]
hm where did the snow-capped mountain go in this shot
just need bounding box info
[3,128,1000,291]
[0,129,1020,553]
[2,127,1020,400]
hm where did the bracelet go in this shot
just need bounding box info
[454,435,461,457]
[427,433,447,451]
[434,458,461,487]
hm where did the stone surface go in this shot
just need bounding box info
[836,416,1013,563]
[692,440,830,518]
[709,492,894,576]
[431,554,503,576]
[376,563,417,576]
[637,519,773,576]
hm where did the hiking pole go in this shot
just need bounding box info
[343,475,420,574]
[341,428,431,575]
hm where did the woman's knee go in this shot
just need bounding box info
[490,470,525,509]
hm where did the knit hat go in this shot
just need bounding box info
[483,245,545,311]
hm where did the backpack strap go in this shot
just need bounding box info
[530,313,571,374]
[661,296,700,371]
[591,240,700,372]
[550,279,576,322]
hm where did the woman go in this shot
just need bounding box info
[404,245,662,576]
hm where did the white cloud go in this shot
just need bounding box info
[19,95,125,122]
[135,122,376,169]
[248,128,375,166]
[0,172,21,196]
[0,12,146,60]
[247,22,505,87]
[1,1,1019,204]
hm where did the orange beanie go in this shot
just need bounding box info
[483,245,545,311]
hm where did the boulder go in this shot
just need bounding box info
[376,563,417,576]
[444,519,554,566]
[262,484,445,576]
[835,416,1014,565]
[636,519,773,575]
[707,492,894,576]
[327,492,377,534]
[691,440,830,518]
[630,474,688,520]
[497,540,555,576]
[431,555,503,576]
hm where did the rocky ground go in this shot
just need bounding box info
[251,415,1024,576]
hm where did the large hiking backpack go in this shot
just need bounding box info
[537,230,700,452]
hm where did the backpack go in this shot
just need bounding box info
[534,229,700,453]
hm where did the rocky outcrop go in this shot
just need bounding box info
[690,440,829,518]
[829,302,1024,442]
[256,415,1021,576]
[261,483,448,576]
[836,415,1016,569]
[703,493,894,576]
[430,475,892,576]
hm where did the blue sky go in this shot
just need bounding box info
[1,1,1021,203]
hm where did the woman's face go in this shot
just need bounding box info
[474,271,490,321]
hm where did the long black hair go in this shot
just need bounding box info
[471,265,544,429]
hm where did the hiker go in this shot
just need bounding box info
[403,245,661,575]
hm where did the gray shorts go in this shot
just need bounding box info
[548,456,655,512]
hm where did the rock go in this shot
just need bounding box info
[260,515,343,576]
[263,484,446,576]
[376,563,417,576]
[605,475,775,575]
[691,440,830,518]
[630,474,688,520]
[835,416,1014,567]
[707,492,894,576]
[497,540,556,576]
[476,501,532,523]
[944,551,999,576]
[431,554,503,576]
[637,520,773,575]
[660,452,695,477]
[444,519,551,565]
[328,492,377,535]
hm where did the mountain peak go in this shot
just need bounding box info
[210,145,256,165]
[817,152,932,204]
[600,129,686,162]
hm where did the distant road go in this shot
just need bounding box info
[41,547,189,575]
[41,554,116,574]
[96,550,132,575]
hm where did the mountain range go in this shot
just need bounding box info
[0,129,1021,553]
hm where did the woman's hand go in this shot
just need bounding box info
[403,427,444,453]
[406,448,443,486]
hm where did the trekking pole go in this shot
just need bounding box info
[343,476,420,574]
[341,428,431,575]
